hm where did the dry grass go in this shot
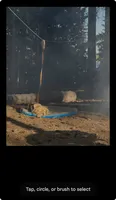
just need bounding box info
[32,103,49,117]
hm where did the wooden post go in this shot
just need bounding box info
[36,40,46,103]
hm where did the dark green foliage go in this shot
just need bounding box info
[6,7,109,99]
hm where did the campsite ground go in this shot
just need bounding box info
[6,105,110,146]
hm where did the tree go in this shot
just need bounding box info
[39,7,88,90]
[103,7,109,87]
[6,7,90,94]
[96,8,109,86]
[7,7,41,93]
[87,7,96,97]
[95,7,109,99]
[88,7,96,72]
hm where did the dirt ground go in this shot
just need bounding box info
[6,105,110,146]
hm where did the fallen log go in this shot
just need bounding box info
[7,93,37,105]
[6,91,77,105]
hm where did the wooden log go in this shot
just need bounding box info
[7,93,37,105]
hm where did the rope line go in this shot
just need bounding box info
[7,7,78,44]
[8,7,44,41]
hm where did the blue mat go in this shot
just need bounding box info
[21,110,37,117]
[20,109,77,118]
[41,111,77,118]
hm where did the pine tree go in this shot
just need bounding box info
[87,7,96,98]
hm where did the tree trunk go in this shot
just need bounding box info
[103,7,110,87]
[87,7,96,97]
[9,14,18,93]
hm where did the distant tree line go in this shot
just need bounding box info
[6,7,109,99]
